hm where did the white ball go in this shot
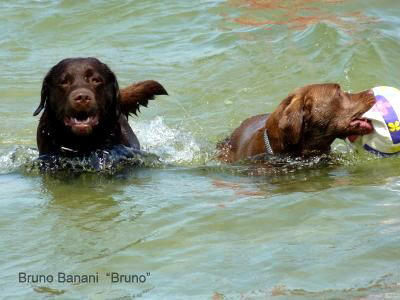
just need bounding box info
[347,86,400,156]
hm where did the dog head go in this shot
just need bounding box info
[268,83,376,155]
[34,57,120,136]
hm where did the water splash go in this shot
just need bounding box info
[0,117,391,175]
[0,145,160,175]
[33,146,160,174]
[0,146,38,174]
[0,117,204,174]
[133,116,203,165]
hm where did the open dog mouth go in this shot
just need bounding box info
[349,117,373,133]
[64,111,99,135]
[346,117,373,142]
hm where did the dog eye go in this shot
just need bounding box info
[91,77,102,85]
[59,78,70,86]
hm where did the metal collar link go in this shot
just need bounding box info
[263,129,274,157]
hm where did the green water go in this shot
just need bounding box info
[1,0,400,299]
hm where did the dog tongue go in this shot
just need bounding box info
[347,119,374,142]
[350,119,374,132]
[63,116,99,135]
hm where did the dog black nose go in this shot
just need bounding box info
[73,92,92,102]
[70,88,95,104]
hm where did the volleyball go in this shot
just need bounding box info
[347,86,400,156]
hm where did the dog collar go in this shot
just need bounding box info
[263,129,274,156]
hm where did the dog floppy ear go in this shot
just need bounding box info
[110,71,121,118]
[114,81,121,117]
[96,60,122,119]
[33,74,50,116]
[278,94,307,146]
[119,80,168,116]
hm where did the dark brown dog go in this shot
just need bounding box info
[218,83,376,162]
[34,57,167,156]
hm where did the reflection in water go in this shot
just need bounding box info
[40,169,148,234]
[226,0,379,32]
[21,171,155,296]
[209,152,400,202]
[41,173,121,206]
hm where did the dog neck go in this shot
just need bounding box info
[264,112,285,154]
[263,129,274,156]
[264,113,333,157]
[264,112,321,156]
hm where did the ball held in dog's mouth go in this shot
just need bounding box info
[64,113,99,135]
[346,86,400,155]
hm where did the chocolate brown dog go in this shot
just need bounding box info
[34,57,167,156]
[218,83,376,162]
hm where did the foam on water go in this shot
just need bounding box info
[0,124,386,175]
[133,116,203,165]
[0,146,38,174]
[0,117,205,174]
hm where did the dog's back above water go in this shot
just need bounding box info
[34,57,168,156]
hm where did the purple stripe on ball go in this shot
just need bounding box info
[374,95,400,144]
